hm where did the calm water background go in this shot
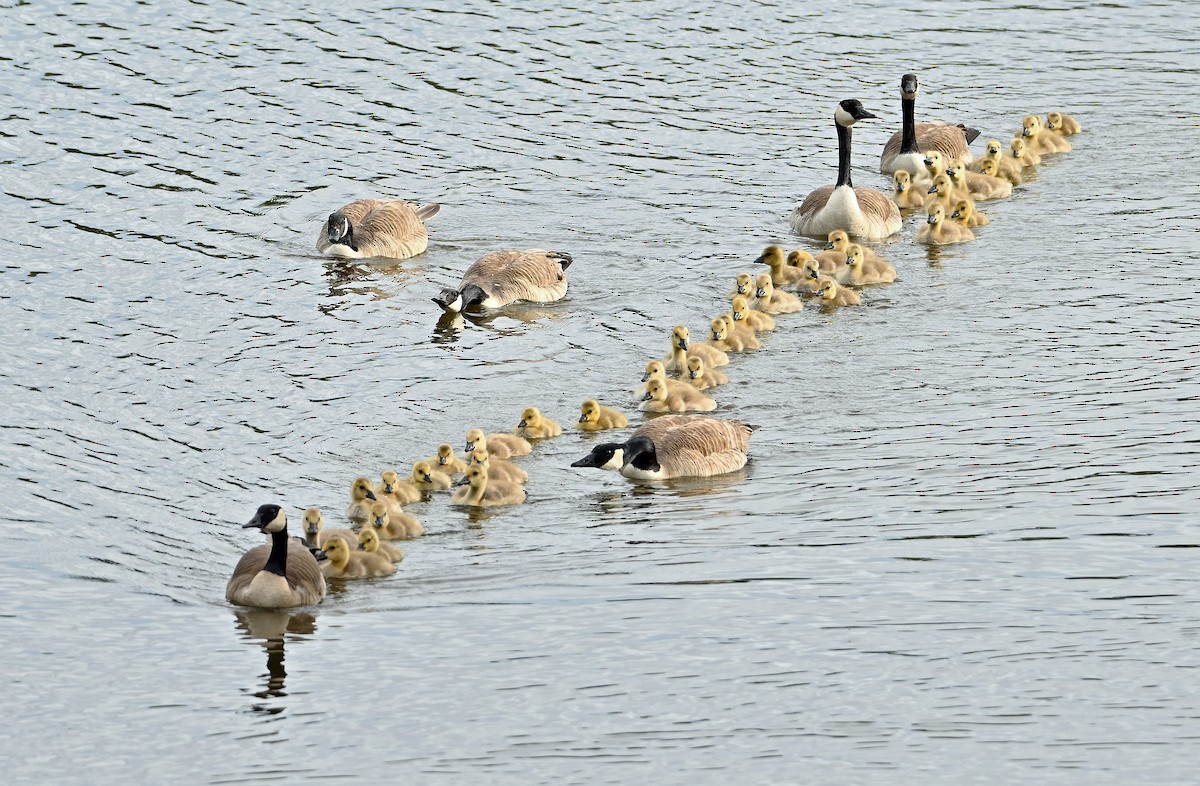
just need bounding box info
[2,0,1199,783]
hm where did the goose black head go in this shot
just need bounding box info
[835,99,877,127]
[901,73,919,99]
[326,212,354,249]
[622,435,660,474]
[571,442,625,470]
[244,504,286,534]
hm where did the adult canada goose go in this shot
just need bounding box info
[731,296,775,332]
[892,170,925,209]
[358,522,405,564]
[572,415,755,481]
[451,463,526,507]
[1045,111,1081,135]
[410,461,453,491]
[226,504,327,609]
[1022,114,1071,154]
[814,275,861,306]
[686,355,728,391]
[465,428,531,459]
[642,376,718,414]
[420,443,468,476]
[948,158,1013,200]
[433,249,572,312]
[842,244,896,286]
[301,508,358,553]
[757,246,807,289]
[667,325,730,371]
[321,537,396,580]
[710,314,760,353]
[469,447,529,484]
[755,274,804,314]
[346,476,380,522]
[577,399,629,431]
[790,99,902,240]
[1010,137,1042,168]
[914,203,975,244]
[513,406,562,440]
[880,74,979,175]
[317,199,440,260]
[377,469,421,506]
[950,199,989,228]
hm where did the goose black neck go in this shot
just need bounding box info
[264,527,289,577]
[343,223,358,252]
[900,96,918,154]
[836,121,853,188]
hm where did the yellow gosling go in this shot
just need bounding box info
[301,508,358,552]
[469,447,529,484]
[1045,111,1081,135]
[360,510,406,561]
[686,355,728,391]
[421,443,468,476]
[948,158,1012,200]
[755,274,804,314]
[640,377,717,413]
[513,406,562,440]
[451,463,526,508]
[1010,136,1041,167]
[842,243,896,285]
[814,275,861,306]
[378,469,422,506]
[465,428,531,459]
[347,476,382,521]
[668,324,730,370]
[411,460,453,491]
[892,170,925,209]
[758,246,807,289]
[709,314,760,353]
[731,295,775,332]
[951,198,988,228]
[914,202,975,244]
[1022,114,1070,154]
[320,537,396,580]
[729,272,755,300]
[577,399,629,431]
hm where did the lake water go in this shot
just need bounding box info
[3,0,1199,783]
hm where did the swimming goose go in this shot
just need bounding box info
[317,200,440,260]
[1010,137,1042,168]
[357,520,405,561]
[686,355,728,391]
[892,170,925,209]
[842,244,896,286]
[814,275,861,306]
[950,199,989,228]
[572,415,755,480]
[667,325,730,370]
[947,158,1012,200]
[731,295,776,332]
[710,315,760,353]
[757,247,807,289]
[433,249,572,312]
[346,476,381,522]
[469,447,529,484]
[755,274,804,314]
[465,428,531,459]
[411,460,453,491]
[226,504,327,609]
[1045,111,1081,135]
[641,377,717,413]
[880,73,979,175]
[513,406,562,440]
[321,536,396,580]
[577,399,629,431]
[1022,114,1071,154]
[914,203,974,244]
[420,443,468,476]
[377,469,421,506]
[300,508,358,553]
[790,99,902,240]
[451,463,526,507]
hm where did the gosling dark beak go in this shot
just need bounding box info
[641,392,652,401]
[678,339,688,350]
[366,489,377,501]
[453,475,470,487]
[927,214,937,224]
[824,242,834,250]
[518,420,527,428]
[422,474,432,483]
[313,549,328,562]
[927,184,938,194]
[753,255,764,264]
[755,287,766,297]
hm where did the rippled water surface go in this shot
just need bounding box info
[3,0,1200,782]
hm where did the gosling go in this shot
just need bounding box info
[451,463,526,508]
[466,428,531,459]
[914,203,974,245]
[469,447,529,484]
[577,399,629,431]
[892,170,925,209]
[359,512,405,562]
[709,315,760,353]
[410,460,453,492]
[755,274,803,314]
[321,537,396,580]
[731,295,775,332]
[641,377,717,413]
[513,406,562,440]
[814,275,861,306]
[842,244,896,286]
[685,356,728,391]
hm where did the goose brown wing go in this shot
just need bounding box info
[284,541,327,604]
[796,184,834,219]
[882,123,972,163]
[854,187,902,224]
[461,249,569,304]
[225,544,269,602]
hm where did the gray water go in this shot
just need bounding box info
[3,0,1200,783]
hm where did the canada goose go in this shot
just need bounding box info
[641,377,717,413]
[914,203,975,245]
[1022,114,1071,154]
[577,399,629,431]
[710,315,760,353]
[757,246,807,289]
[572,415,754,480]
[892,170,925,209]
[451,463,526,507]
[843,244,896,285]
[300,508,358,553]
[357,523,405,566]
[731,296,775,332]
[667,325,730,371]
[468,447,529,484]
[420,443,468,476]
[1010,137,1042,168]
[947,158,1012,200]
[880,73,978,175]
[226,504,326,609]
[513,406,562,440]
[814,275,861,306]
[950,199,989,228]
[925,174,955,208]
[377,469,421,506]
[755,274,804,314]
[729,272,756,299]
[686,355,728,391]
[346,476,381,522]
[411,460,453,491]
[975,154,1022,186]
[366,498,423,541]
[790,99,902,240]
[432,249,572,312]
[1045,111,1081,135]
[321,536,396,580]
[317,200,440,260]
[465,428,531,459]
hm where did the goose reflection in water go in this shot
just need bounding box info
[318,259,425,317]
[233,609,316,714]
[431,302,569,345]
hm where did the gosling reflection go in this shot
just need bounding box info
[233,609,316,712]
